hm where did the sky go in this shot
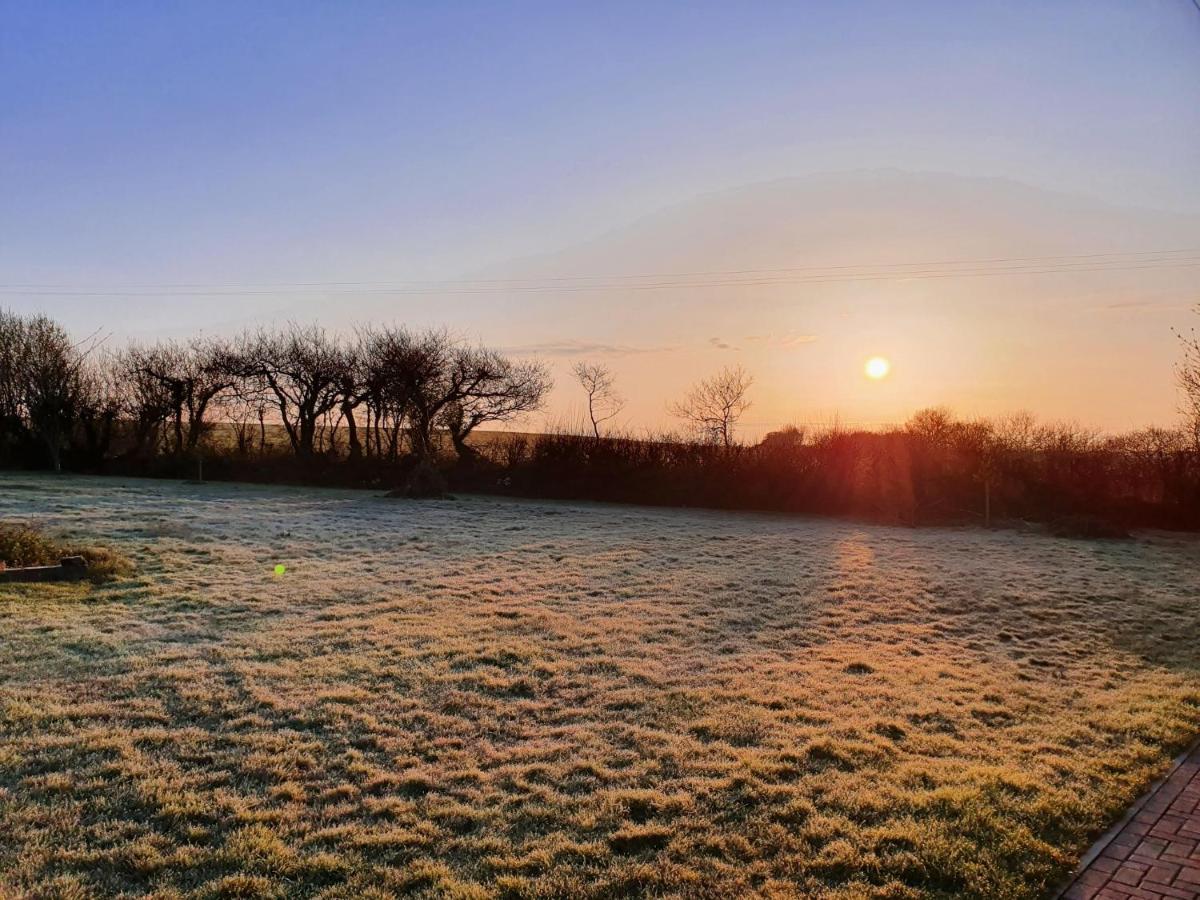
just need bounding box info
[2,1,1199,436]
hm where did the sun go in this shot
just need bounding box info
[865,356,891,380]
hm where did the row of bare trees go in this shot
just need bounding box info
[0,308,754,477]
[4,306,1199,515]
[0,314,552,472]
[573,361,754,447]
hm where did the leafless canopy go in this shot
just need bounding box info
[0,311,94,472]
[572,361,624,438]
[340,326,551,462]
[440,347,552,459]
[119,338,239,455]
[237,325,350,459]
[0,310,26,447]
[1177,311,1200,448]
[670,364,753,448]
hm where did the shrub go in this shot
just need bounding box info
[0,523,61,568]
[0,521,133,582]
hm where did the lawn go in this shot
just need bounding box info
[1,474,1197,899]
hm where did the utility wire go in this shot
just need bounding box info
[2,246,1195,291]
[2,258,1198,297]
[2,249,1197,297]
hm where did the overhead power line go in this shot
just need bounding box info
[3,246,1195,289]
[2,247,1197,297]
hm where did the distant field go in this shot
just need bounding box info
[1,474,1198,899]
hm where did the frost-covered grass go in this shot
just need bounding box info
[1,473,1198,899]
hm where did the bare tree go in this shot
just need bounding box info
[359,326,450,461]
[992,410,1038,453]
[0,309,28,457]
[670,365,753,448]
[905,406,958,444]
[116,345,176,457]
[239,325,349,459]
[1177,313,1200,449]
[120,338,238,454]
[131,342,188,453]
[219,372,273,457]
[75,353,124,465]
[333,335,369,462]
[357,328,551,463]
[19,315,87,472]
[572,361,624,438]
[180,338,239,452]
[441,349,552,459]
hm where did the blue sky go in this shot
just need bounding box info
[2,1,1199,431]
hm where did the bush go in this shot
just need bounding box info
[0,522,133,582]
[0,523,61,568]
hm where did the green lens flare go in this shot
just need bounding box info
[274,564,286,576]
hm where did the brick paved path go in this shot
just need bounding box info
[1061,741,1200,899]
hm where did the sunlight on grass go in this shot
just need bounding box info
[0,474,1197,898]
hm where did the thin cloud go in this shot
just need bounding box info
[1098,298,1193,312]
[744,332,819,348]
[501,339,675,357]
[506,333,818,357]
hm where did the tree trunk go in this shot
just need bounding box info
[588,396,600,439]
[343,401,362,462]
[412,416,436,461]
[186,396,212,451]
[387,421,401,461]
[450,426,479,463]
[98,410,115,460]
[45,435,62,473]
[298,416,316,458]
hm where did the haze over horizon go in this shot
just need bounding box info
[4,1,1199,437]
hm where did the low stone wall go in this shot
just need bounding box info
[0,556,89,583]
